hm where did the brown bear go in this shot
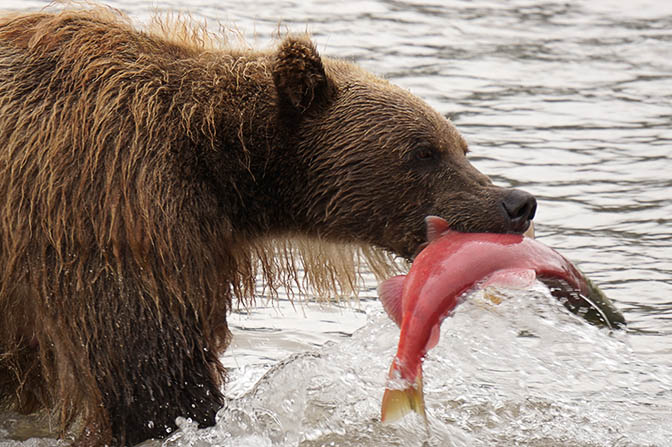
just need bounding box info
[0,5,536,446]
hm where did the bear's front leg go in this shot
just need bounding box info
[81,295,227,446]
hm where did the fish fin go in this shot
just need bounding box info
[378,275,406,327]
[381,365,427,424]
[483,268,537,290]
[425,324,441,351]
[424,215,452,242]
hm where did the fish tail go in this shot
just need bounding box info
[381,364,427,425]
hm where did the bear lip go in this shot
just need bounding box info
[508,219,533,235]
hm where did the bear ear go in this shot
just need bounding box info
[273,36,331,116]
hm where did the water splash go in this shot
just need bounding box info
[152,287,671,447]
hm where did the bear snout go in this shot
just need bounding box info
[500,189,537,234]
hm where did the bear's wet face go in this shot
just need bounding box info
[271,38,536,260]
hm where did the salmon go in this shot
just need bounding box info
[378,216,625,423]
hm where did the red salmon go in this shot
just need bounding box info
[379,215,624,423]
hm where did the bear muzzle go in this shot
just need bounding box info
[500,189,537,234]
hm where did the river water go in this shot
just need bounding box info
[1,1,670,446]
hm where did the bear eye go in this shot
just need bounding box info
[409,144,439,164]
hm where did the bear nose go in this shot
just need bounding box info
[501,189,537,233]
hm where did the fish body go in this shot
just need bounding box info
[379,216,624,423]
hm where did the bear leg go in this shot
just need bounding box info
[81,299,227,446]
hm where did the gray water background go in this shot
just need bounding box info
[0,0,670,446]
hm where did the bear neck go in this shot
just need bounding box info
[177,52,303,241]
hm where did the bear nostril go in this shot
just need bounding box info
[501,189,537,232]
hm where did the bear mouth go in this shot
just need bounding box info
[409,220,535,261]
[523,221,535,238]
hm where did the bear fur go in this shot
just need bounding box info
[0,6,535,446]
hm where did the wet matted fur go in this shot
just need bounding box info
[0,3,525,446]
[0,6,402,445]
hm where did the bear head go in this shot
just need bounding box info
[269,36,536,261]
